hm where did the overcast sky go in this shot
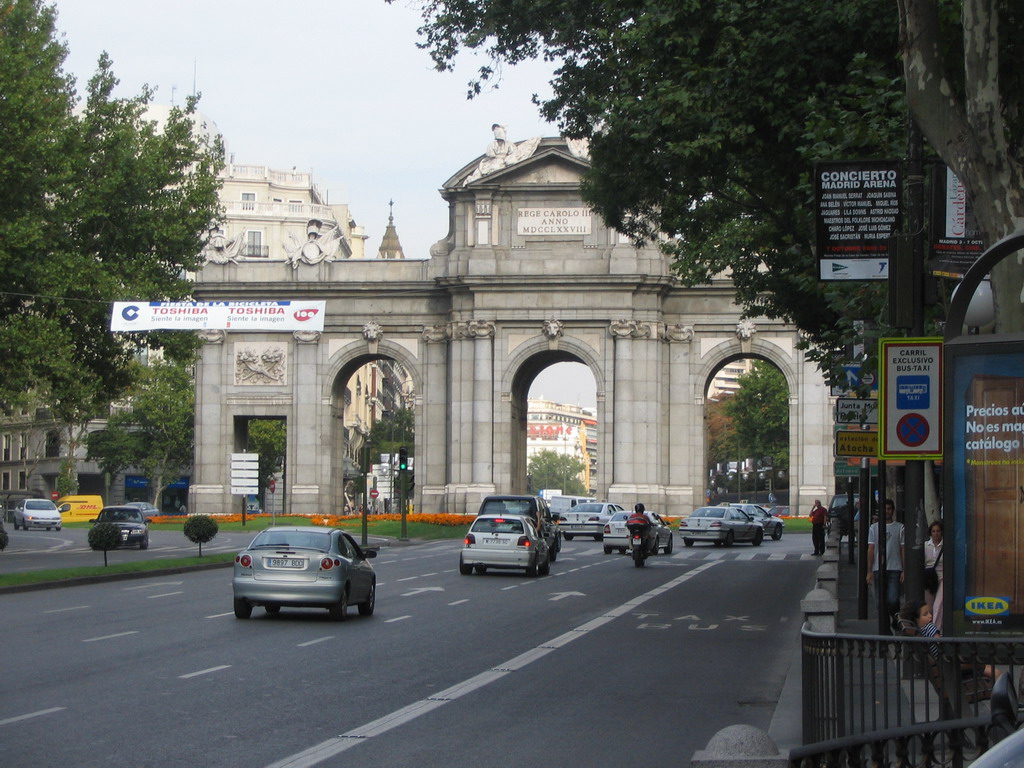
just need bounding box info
[53,0,596,407]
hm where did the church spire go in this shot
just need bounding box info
[377,199,406,259]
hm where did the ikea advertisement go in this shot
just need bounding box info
[946,337,1024,636]
[110,301,326,332]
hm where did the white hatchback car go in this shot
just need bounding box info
[459,514,551,577]
[13,499,62,531]
[557,501,625,541]
[602,510,674,555]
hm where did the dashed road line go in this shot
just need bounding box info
[0,707,66,727]
[83,631,138,643]
[264,561,721,768]
[179,665,231,679]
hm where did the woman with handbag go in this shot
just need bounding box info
[924,520,944,628]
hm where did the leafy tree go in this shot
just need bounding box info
[86,359,195,505]
[722,362,790,476]
[247,419,286,510]
[0,0,222,409]
[88,522,119,566]
[0,523,8,552]
[528,449,586,495]
[403,0,1024,348]
[183,515,218,556]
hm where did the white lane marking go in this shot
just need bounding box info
[0,707,66,726]
[448,599,469,606]
[179,665,231,679]
[83,631,138,643]
[124,581,183,590]
[44,605,89,614]
[147,591,184,599]
[298,637,335,648]
[384,616,411,623]
[264,560,721,768]
[401,587,443,597]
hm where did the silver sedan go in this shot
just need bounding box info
[233,527,377,620]
[680,506,764,547]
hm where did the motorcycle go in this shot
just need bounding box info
[627,523,653,567]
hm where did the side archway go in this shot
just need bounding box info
[322,340,424,514]
[500,336,605,496]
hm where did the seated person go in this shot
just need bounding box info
[900,600,1000,681]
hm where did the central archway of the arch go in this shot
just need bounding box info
[190,136,832,520]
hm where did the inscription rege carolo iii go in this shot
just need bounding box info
[517,207,593,236]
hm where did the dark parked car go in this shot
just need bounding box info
[827,493,859,537]
[92,506,150,549]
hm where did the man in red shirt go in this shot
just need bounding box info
[809,499,827,555]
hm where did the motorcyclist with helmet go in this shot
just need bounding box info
[626,503,657,556]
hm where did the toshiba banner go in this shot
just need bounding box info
[110,301,326,332]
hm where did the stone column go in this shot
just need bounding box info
[608,319,657,497]
[420,324,451,514]
[664,323,697,515]
[470,320,495,485]
[192,330,228,515]
[288,330,323,517]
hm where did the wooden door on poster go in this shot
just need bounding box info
[970,375,1024,604]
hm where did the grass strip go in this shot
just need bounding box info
[0,552,236,588]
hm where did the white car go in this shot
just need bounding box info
[13,499,62,531]
[602,510,674,555]
[459,514,551,577]
[557,502,625,540]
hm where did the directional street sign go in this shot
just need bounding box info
[230,452,259,496]
[835,398,879,425]
[835,430,878,457]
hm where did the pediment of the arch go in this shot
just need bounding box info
[444,140,590,190]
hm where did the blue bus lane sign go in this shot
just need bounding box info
[879,338,943,459]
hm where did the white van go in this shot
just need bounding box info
[548,495,596,517]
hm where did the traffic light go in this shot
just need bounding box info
[398,446,408,471]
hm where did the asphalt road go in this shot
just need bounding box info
[0,526,266,573]
[2,532,817,767]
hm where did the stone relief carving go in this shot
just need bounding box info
[736,319,757,341]
[468,319,496,338]
[197,329,226,344]
[422,324,450,343]
[235,343,287,385]
[609,318,651,339]
[362,321,383,343]
[541,318,564,340]
[201,225,242,265]
[454,320,496,339]
[284,218,344,269]
[565,137,591,161]
[664,323,695,342]
[293,330,321,344]
[464,124,542,185]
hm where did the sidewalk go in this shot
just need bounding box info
[768,534,874,751]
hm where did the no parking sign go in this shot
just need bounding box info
[879,338,943,458]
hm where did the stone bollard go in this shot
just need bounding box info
[801,587,838,634]
[815,561,838,597]
[691,724,789,767]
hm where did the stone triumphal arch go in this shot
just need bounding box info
[192,135,833,517]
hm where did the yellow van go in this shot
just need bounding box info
[56,495,105,522]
